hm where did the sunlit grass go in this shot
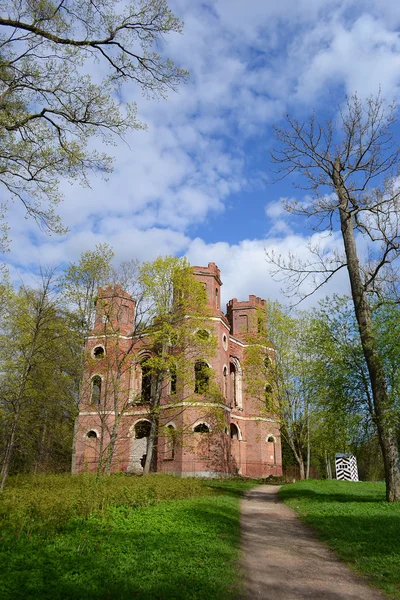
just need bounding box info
[0,474,256,600]
[280,480,400,598]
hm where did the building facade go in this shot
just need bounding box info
[75,262,282,478]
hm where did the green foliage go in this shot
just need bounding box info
[0,0,188,240]
[280,480,400,598]
[0,475,255,600]
[0,270,81,486]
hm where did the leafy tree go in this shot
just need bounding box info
[0,0,188,239]
[78,255,216,476]
[137,256,214,475]
[270,93,400,500]
[61,243,114,472]
[244,302,313,480]
[0,268,80,490]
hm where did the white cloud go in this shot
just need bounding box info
[5,0,400,311]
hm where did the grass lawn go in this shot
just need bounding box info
[0,474,256,600]
[280,480,400,599]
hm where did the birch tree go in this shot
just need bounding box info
[0,0,188,240]
[270,93,400,500]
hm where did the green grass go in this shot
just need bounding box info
[0,474,256,600]
[279,479,400,599]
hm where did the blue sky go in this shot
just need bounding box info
[6,0,400,308]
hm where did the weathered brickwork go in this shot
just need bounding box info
[75,263,282,478]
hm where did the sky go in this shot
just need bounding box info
[5,0,400,309]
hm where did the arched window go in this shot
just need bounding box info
[215,287,219,308]
[87,430,98,439]
[169,364,177,395]
[194,361,210,394]
[93,345,105,359]
[265,383,273,408]
[141,363,152,403]
[135,420,151,439]
[223,366,227,397]
[91,375,101,405]
[264,356,272,371]
[196,329,209,341]
[230,358,243,409]
[193,423,210,433]
[266,435,276,464]
[230,363,237,406]
[230,423,240,440]
[165,424,176,460]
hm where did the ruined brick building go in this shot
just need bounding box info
[75,263,282,477]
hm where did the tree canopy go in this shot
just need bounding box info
[0,0,188,243]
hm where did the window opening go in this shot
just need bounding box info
[196,329,209,341]
[194,361,210,394]
[223,366,227,397]
[93,346,105,359]
[194,423,210,433]
[91,376,101,405]
[230,363,237,406]
[135,421,151,439]
[230,423,239,440]
[170,364,177,395]
[141,363,152,403]
[87,430,98,439]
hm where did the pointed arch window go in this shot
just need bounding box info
[141,363,152,403]
[91,375,101,405]
[194,361,210,394]
[165,424,176,460]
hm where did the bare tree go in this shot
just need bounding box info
[269,92,400,501]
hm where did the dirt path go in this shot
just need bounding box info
[240,485,386,599]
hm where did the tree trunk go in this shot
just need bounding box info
[143,414,158,475]
[0,406,20,491]
[326,451,332,479]
[334,158,400,501]
[298,457,305,480]
[306,406,310,479]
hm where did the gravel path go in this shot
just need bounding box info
[240,485,386,599]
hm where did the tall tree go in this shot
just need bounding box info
[0,268,80,489]
[270,93,400,500]
[137,256,213,475]
[0,0,188,239]
[61,243,114,472]
[79,255,215,475]
[244,302,313,480]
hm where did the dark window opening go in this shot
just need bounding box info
[91,376,101,405]
[258,315,265,333]
[194,361,210,394]
[194,423,210,433]
[265,383,273,409]
[267,435,275,443]
[93,346,105,359]
[215,287,218,308]
[223,366,227,397]
[141,363,152,403]
[87,430,98,439]
[264,356,272,370]
[170,364,177,395]
[135,421,151,439]
[230,423,239,440]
